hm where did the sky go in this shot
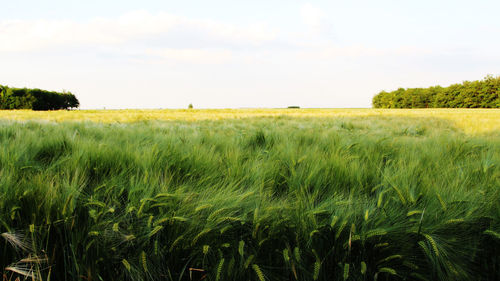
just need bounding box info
[1,0,499,109]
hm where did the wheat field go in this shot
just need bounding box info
[0,109,499,280]
[1,108,499,134]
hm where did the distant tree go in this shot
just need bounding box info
[373,75,500,108]
[0,85,79,110]
[188,103,193,109]
[63,92,80,109]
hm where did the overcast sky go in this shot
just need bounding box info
[1,0,499,109]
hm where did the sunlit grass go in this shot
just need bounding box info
[0,108,499,134]
[0,109,499,280]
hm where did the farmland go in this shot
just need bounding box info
[0,109,499,280]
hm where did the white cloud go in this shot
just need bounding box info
[143,48,234,64]
[0,10,278,53]
[296,45,438,60]
[297,3,336,43]
[300,3,324,29]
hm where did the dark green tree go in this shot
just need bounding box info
[373,76,500,108]
[0,85,79,110]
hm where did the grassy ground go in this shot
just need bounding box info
[0,109,499,280]
[1,108,499,134]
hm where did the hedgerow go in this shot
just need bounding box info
[0,85,79,110]
[373,75,500,108]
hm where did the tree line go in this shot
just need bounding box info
[372,75,500,108]
[0,85,79,110]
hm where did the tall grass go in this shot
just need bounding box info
[0,108,499,134]
[0,112,499,280]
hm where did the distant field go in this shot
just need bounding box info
[0,109,499,281]
[1,108,500,134]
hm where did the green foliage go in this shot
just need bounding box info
[0,84,79,110]
[373,75,500,108]
[0,116,499,280]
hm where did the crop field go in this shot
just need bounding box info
[0,109,499,281]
